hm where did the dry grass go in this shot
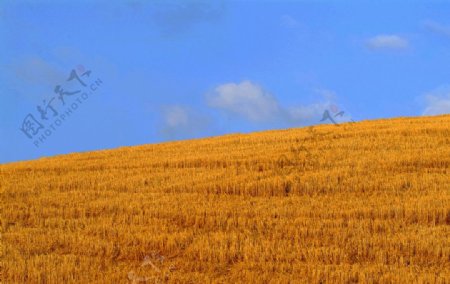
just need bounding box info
[1,115,449,283]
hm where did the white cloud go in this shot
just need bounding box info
[161,82,347,140]
[423,20,450,38]
[207,80,352,125]
[422,87,450,116]
[160,105,210,138]
[281,15,300,28]
[366,35,409,50]
[207,80,282,122]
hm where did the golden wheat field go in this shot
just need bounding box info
[1,115,449,283]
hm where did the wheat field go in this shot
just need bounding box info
[1,115,449,283]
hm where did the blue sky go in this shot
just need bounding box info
[1,0,450,163]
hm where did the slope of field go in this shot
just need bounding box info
[1,115,450,283]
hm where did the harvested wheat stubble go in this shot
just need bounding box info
[1,115,449,283]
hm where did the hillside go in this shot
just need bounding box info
[1,115,449,283]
